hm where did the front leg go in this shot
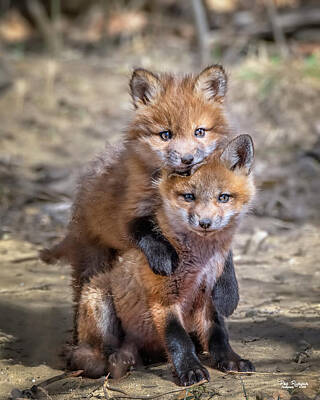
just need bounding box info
[212,250,239,317]
[165,314,210,386]
[209,311,255,372]
[129,216,179,276]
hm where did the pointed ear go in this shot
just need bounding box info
[220,134,254,175]
[194,65,228,103]
[130,68,162,108]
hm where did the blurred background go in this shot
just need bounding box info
[0,0,319,238]
[0,1,320,399]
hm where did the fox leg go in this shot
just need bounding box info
[67,275,137,378]
[212,250,239,317]
[129,216,179,276]
[208,309,255,372]
[108,337,140,379]
[193,299,254,372]
[152,306,209,386]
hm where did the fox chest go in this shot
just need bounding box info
[164,250,224,310]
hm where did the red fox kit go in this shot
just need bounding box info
[67,135,256,386]
[41,66,239,319]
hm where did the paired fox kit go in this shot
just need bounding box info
[41,65,239,318]
[68,135,256,386]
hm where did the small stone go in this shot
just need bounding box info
[242,336,260,344]
[294,348,312,364]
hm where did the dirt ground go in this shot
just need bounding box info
[0,38,320,399]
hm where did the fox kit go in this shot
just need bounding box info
[67,135,256,386]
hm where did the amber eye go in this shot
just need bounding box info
[218,193,230,203]
[159,130,172,141]
[194,128,206,137]
[182,193,195,202]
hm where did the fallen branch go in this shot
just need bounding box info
[11,255,39,263]
[205,6,320,51]
[239,7,320,36]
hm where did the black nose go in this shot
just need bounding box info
[181,154,194,165]
[199,218,212,230]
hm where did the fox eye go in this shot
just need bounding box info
[218,193,230,203]
[159,130,172,141]
[182,193,195,202]
[194,128,206,137]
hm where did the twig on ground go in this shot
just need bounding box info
[103,374,208,400]
[239,376,249,400]
[226,371,320,376]
[11,256,39,263]
[10,370,84,400]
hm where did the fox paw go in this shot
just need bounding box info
[175,359,210,386]
[215,357,255,372]
[147,241,179,276]
[108,351,136,379]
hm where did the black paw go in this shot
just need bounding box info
[176,359,210,386]
[130,216,179,276]
[214,357,255,373]
[146,240,179,276]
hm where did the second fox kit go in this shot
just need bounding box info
[68,135,256,385]
[41,65,239,317]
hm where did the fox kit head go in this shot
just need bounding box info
[129,65,230,173]
[159,134,255,236]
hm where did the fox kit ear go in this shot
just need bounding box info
[194,65,227,103]
[220,134,254,174]
[130,68,162,108]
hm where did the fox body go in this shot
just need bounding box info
[67,135,256,385]
[41,66,239,319]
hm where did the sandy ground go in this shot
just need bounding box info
[0,42,319,399]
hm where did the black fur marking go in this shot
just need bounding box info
[212,250,239,317]
[129,216,179,276]
[165,314,209,386]
[209,311,255,373]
